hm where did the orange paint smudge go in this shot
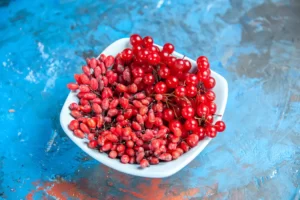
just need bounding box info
[26,192,33,200]
[119,188,145,199]
[169,188,200,200]
[26,186,44,200]
[26,181,97,200]
[119,178,200,200]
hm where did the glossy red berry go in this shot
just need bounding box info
[175,86,186,97]
[205,90,216,101]
[158,65,171,78]
[160,51,169,62]
[185,73,198,85]
[163,108,175,122]
[196,104,209,117]
[197,69,210,81]
[183,60,192,72]
[132,45,143,55]
[197,56,208,63]
[215,121,226,132]
[184,119,198,131]
[185,85,197,97]
[181,106,195,119]
[131,67,144,78]
[121,48,133,62]
[130,34,143,46]
[206,115,214,124]
[203,77,216,89]
[205,126,217,138]
[194,127,205,140]
[148,52,161,65]
[154,82,167,94]
[138,49,150,62]
[163,43,174,54]
[166,56,177,69]
[196,95,207,104]
[143,36,154,48]
[143,73,155,85]
[207,101,217,114]
[166,76,179,88]
[197,59,210,71]
[173,59,185,71]
[147,45,160,53]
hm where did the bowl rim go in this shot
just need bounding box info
[60,38,228,178]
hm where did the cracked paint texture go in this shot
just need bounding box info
[0,0,299,199]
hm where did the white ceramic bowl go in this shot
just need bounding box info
[60,38,228,178]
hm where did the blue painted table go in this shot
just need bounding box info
[0,0,299,199]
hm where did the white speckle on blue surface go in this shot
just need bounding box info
[38,42,49,59]
[156,0,164,8]
[25,70,37,83]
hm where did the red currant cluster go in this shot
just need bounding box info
[67,34,226,168]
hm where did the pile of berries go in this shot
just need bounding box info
[67,34,226,168]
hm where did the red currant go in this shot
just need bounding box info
[148,52,161,65]
[183,60,192,72]
[147,45,160,53]
[163,43,174,54]
[166,76,179,88]
[206,115,214,124]
[143,36,153,48]
[130,34,143,46]
[184,119,198,131]
[154,82,167,94]
[158,64,170,78]
[205,90,216,101]
[173,58,185,71]
[207,102,217,114]
[205,126,217,138]
[121,48,133,62]
[175,86,186,97]
[160,51,169,62]
[197,69,210,81]
[185,84,197,97]
[185,73,198,85]
[131,67,145,78]
[138,49,150,62]
[196,104,209,117]
[215,121,226,132]
[163,108,175,122]
[166,56,177,69]
[181,106,195,119]
[143,73,155,85]
[194,127,205,140]
[196,95,207,104]
[203,77,216,89]
[197,56,208,63]
[197,59,210,71]
[132,45,143,55]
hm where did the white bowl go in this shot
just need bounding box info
[60,38,228,178]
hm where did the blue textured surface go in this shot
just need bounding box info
[0,0,300,199]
